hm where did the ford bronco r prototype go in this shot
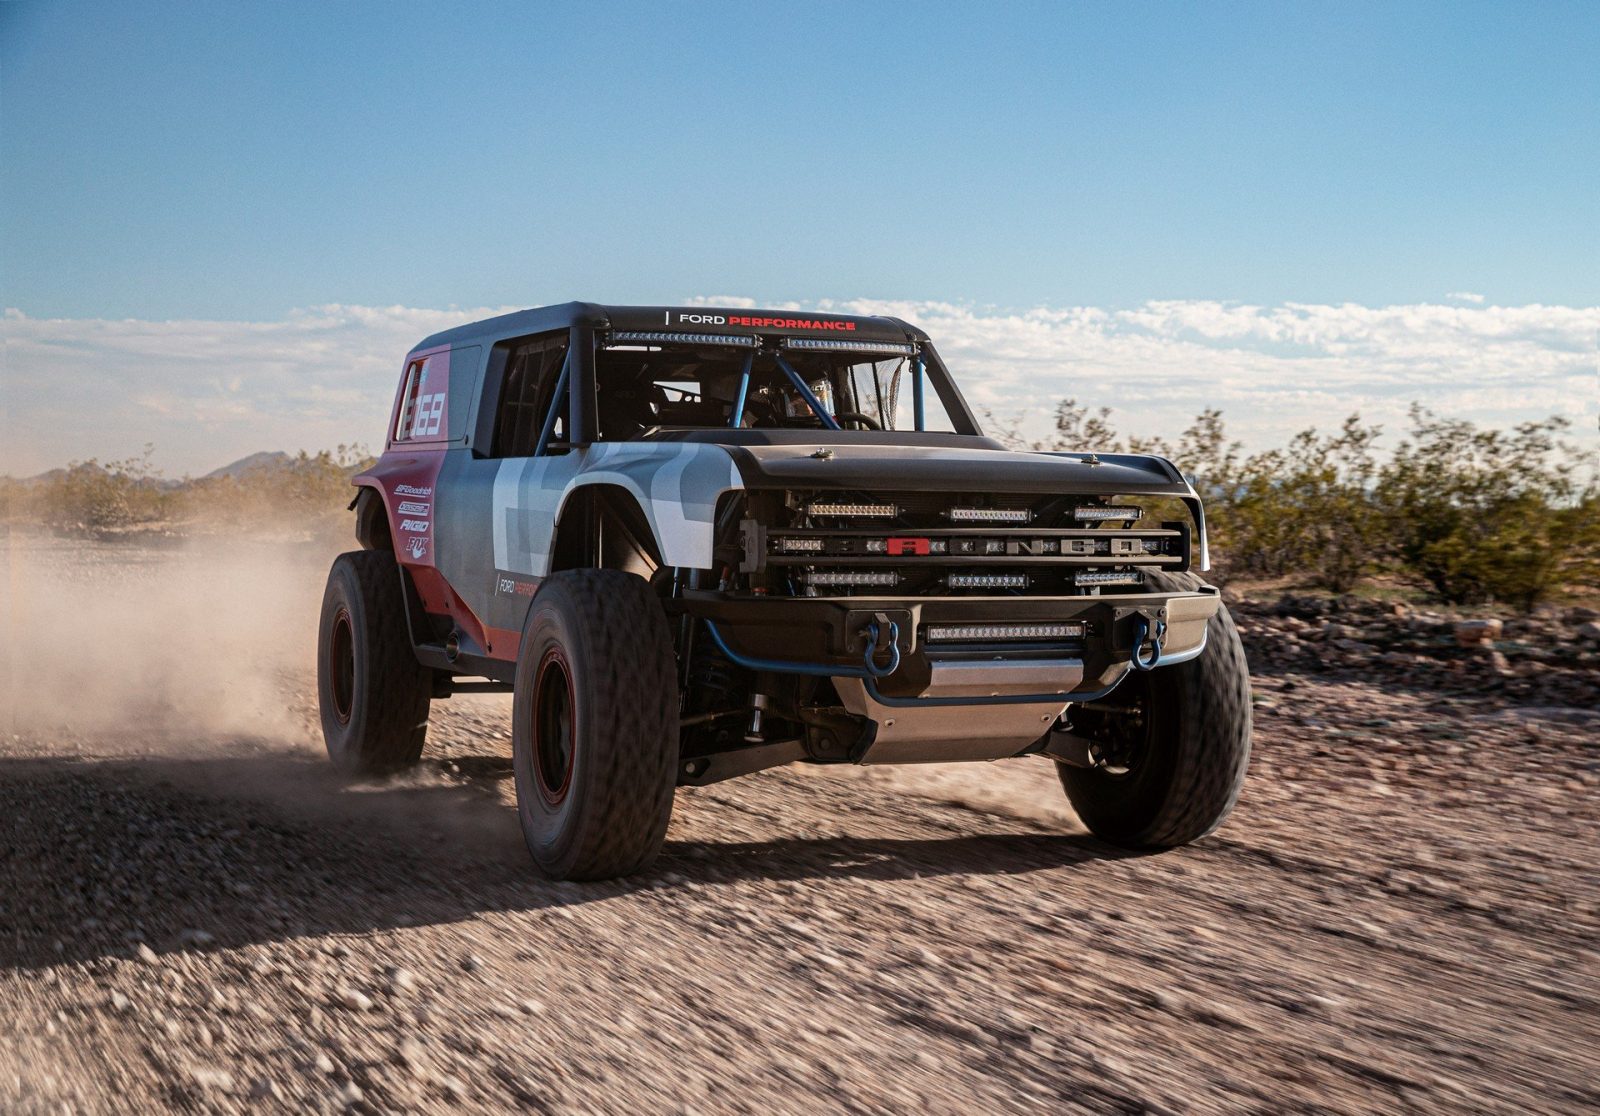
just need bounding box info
[318,303,1251,880]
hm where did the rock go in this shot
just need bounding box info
[461,954,484,973]
[179,928,215,947]
[1566,606,1600,623]
[109,991,132,1013]
[387,967,417,995]
[1454,619,1503,646]
[394,1037,427,1070]
[314,1051,337,1075]
[1576,621,1600,643]
[337,1081,365,1107]
[520,998,545,1015]
[134,943,159,964]
[189,1067,235,1094]
[338,987,374,1012]
[249,1078,280,1101]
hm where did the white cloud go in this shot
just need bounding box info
[1446,291,1487,303]
[3,299,1596,477]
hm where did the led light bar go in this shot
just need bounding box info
[609,331,758,348]
[947,506,1031,523]
[946,573,1029,589]
[783,339,915,355]
[926,622,1087,642]
[805,502,898,518]
[1074,570,1145,587]
[1072,505,1143,522]
[773,537,826,553]
[801,570,900,587]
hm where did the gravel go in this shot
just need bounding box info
[2,574,1597,1112]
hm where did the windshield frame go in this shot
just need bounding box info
[586,331,983,442]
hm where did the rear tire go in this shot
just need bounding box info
[1058,570,1251,847]
[317,550,431,773]
[512,569,679,880]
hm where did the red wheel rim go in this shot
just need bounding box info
[532,648,575,805]
[329,607,355,725]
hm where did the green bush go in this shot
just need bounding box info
[1377,408,1594,608]
[28,447,174,534]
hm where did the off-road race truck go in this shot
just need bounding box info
[318,303,1251,880]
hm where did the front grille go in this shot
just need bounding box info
[741,490,1189,598]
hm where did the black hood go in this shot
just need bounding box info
[641,429,1192,497]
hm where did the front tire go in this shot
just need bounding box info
[317,550,431,773]
[1058,571,1252,847]
[512,569,679,880]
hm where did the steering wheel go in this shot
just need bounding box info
[834,411,882,431]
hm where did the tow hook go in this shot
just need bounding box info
[1111,605,1168,672]
[860,613,902,678]
[1130,614,1167,671]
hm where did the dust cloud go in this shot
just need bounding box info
[0,532,337,745]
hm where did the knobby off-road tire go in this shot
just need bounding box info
[512,569,679,880]
[1059,570,1252,847]
[317,550,432,774]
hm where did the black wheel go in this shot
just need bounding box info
[512,569,679,880]
[1058,570,1252,847]
[317,550,432,773]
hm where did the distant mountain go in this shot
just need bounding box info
[201,451,292,480]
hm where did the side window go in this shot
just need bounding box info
[394,354,448,441]
[491,335,569,457]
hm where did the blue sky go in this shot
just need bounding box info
[2,2,1596,474]
[4,0,1597,320]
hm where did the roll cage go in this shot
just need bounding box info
[449,306,986,457]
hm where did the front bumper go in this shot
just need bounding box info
[673,587,1220,699]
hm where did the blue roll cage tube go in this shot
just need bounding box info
[533,350,572,457]
[727,350,755,428]
[771,353,843,431]
[721,344,924,432]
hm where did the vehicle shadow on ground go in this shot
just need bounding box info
[0,751,1126,971]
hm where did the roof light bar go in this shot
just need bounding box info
[1072,505,1144,522]
[801,570,900,587]
[609,331,758,348]
[1074,570,1145,587]
[947,507,1031,523]
[926,622,1087,642]
[946,573,1029,589]
[783,339,915,355]
[805,502,898,518]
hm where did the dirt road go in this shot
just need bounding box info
[2,542,1598,1113]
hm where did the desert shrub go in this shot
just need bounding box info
[1377,408,1594,608]
[29,447,174,534]
[176,445,374,531]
